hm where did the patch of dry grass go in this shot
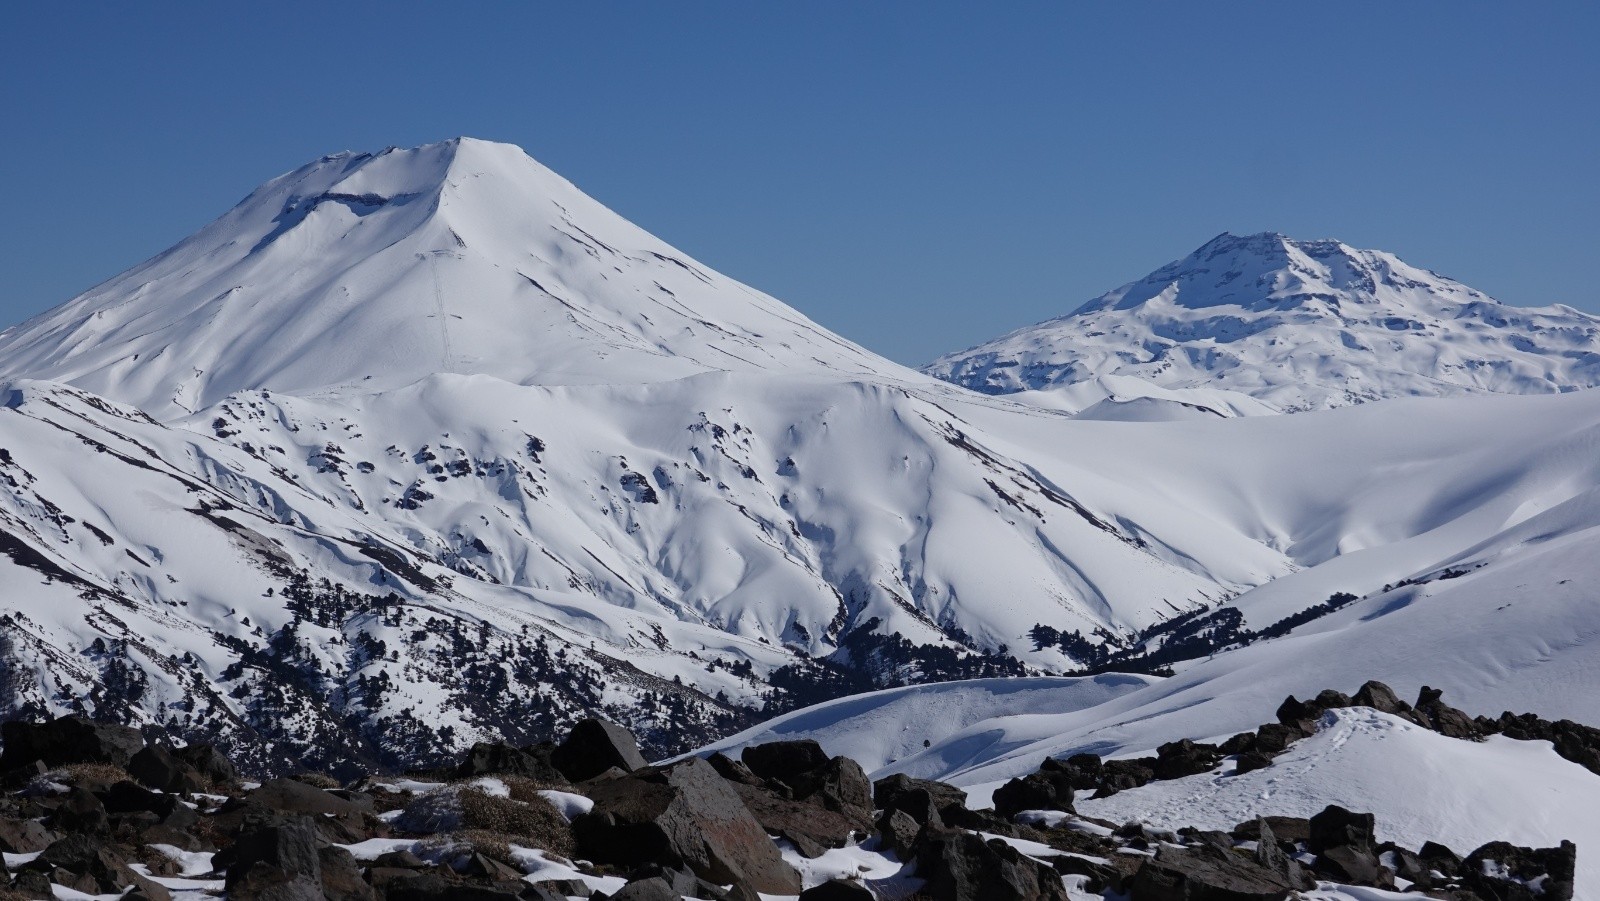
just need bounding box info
[292,772,341,790]
[456,787,573,857]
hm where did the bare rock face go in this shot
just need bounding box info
[873,773,968,827]
[740,740,831,785]
[574,756,801,894]
[551,718,649,782]
[1128,842,1297,901]
[993,770,1076,819]
[913,828,1068,901]
[128,745,206,794]
[218,812,325,901]
[31,833,172,900]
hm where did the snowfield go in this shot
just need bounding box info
[693,674,1160,776]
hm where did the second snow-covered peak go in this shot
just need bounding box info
[927,231,1600,411]
[0,138,908,419]
[1077,231,1481,315]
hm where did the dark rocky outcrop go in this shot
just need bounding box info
[127,744,206,794]
[1462,840,1577,901]
[1127,841,1296,900]
[0,716,144,771]
[993,769,1076,818]
[217,812,326,901]
[0,691,1588,901]
[914,827,1068,901]
[873,772,968,827]
[452,741,564,783]
[550,718,649,781]
[574,756,801,894]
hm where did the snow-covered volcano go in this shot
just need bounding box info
[4,139,1600,790]
[926,231,1600,410]
[0,138,903,419]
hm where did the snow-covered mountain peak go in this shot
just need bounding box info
[929,232,1600,410]
[1080,230,1480,317]
[0,138,907,419]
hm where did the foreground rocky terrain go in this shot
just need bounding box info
[0,681,1584,900]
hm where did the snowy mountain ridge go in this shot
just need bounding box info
[2,136,1600,816]
[926,230,1600,410]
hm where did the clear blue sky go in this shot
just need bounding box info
[3,2,1595,365]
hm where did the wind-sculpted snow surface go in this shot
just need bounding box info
[927,231,1600,410]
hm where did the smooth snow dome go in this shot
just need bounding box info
[926,231,1600,411]
[0,138,908,420]
[1080,708,1600,900]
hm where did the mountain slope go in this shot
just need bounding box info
[926,231,1600,410]
[0,138,903,420]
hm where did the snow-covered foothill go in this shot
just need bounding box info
[1079,707,1600,899]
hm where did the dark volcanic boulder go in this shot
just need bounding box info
[127,745,205,794]
[218,812,324,901]
[453,740,564,783]
[1307,804,1374,854]
[873,773,967,826]
[1252,723,1299,754]
[914,828,1067,901]
[876,808,921,857]
[34,833,172,899]
[1231,815,1310,846]
[1462,840,1576,901]
[741,740,830,786]
[1233,751,1273,775]
[1316,845,1386,886]
[0,815,55,853]
[1048,753,1104,789]
[551,718,648,781]
[319,845,376,901]
[1250,818,1310,890]
[1129,842,1295,900]
[993,770,1075,818]
[1352,680,1410,717]
[730,779,866,857]
[0,715,144,770]
[1412,686,1482,739]
[1091,758,1156,797]
[790,756,873,823]
[1152,739,1223,780]
[50,786,109,834]
[573,756,801,894]
[171,742,237,785]
[1489,713,1600,776]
